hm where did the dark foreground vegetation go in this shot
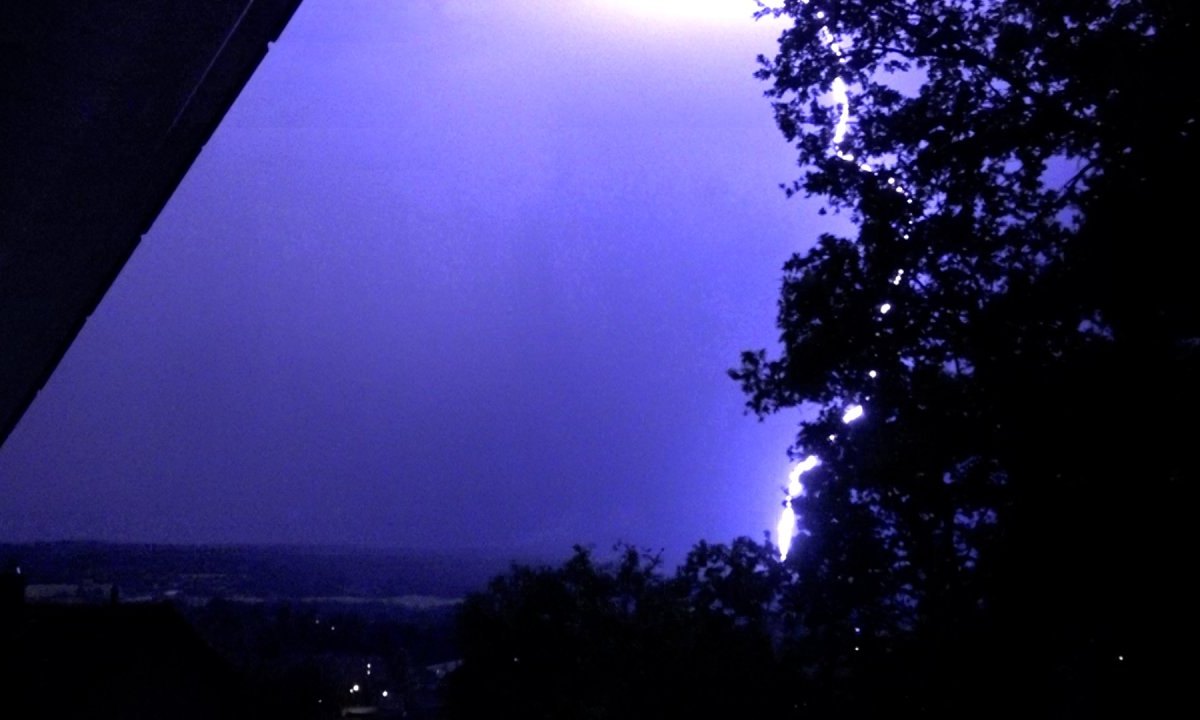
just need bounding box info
[445,537,1148,718]
[0,543,484,718]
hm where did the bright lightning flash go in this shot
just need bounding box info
[778,455,819,560]
[771,0,901,563]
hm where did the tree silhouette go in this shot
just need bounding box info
[733,0,1196,712]
[445,541,792,719]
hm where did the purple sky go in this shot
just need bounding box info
[0,1,845,561]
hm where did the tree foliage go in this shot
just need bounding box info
[732,0,1196,709]
[444,540,792,719]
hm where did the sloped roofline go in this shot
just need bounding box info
[0,0,305,445]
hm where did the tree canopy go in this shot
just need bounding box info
[732,0,1196,709]
[445,541,792,719]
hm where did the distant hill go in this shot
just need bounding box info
[0,542,544,602]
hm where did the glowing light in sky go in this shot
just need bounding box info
[830,76,851,145]
[773,0,907,560]
[776,507,797,559]
[598,0,774,25]
[778,455,820,560]
[788,454,819,496]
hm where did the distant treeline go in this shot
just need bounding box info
[1,541,530,600]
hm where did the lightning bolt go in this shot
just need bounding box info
[772,0,902,561]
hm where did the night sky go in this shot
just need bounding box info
[0,1,847,561]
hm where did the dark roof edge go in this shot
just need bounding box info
[0,0,304,446]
